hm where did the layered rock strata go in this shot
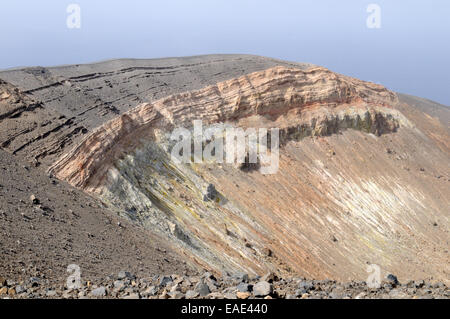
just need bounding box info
[49,66,403,191]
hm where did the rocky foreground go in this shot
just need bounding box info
[1,272,448,299]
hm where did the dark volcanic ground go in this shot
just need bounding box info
[0,148,196,285]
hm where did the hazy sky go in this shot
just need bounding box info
[0,0,449,105]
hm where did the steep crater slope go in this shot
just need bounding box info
[1,56,448,284]
[48,65,449,282]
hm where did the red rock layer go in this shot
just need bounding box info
[50,66,398,191]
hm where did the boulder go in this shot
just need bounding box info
[91,286,107,297]
[118,271,135,280]
[253,281,272,297]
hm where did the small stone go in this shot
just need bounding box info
[207,292,224,299]
[0,277,6,287]
[233,272,249,283]
[383,283,394,290]
[168,291,184,299]
[206,280,218,292]
[91,286,107,297]
[261,272,278,283]
[159,276,173,287]
[15,285,26,294]
[328,292,342,299]
[202,183,217,201]
[159,290,169,299]
[222,286,236,294]
[421,289,432,295]
[262,247,272,257]
[113,280,125,291]
[118,271,135,280]
[298,280,314,292]
[253,281,272,297]
[30,194,40,205]
[202,272,217,281]
[46,290,57,297]
[236,291,251,299]
[181,278,192,287]
[123,287,136,295]
[28,277,41,287]
[144,286,158,296]
[236,282,251,292]
[170,283,181,293]
[194,281,210,297]
[386,274,399,286]
[61,291,72,299]
[224,292,236,299]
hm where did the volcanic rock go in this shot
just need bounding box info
[253,281,273,297]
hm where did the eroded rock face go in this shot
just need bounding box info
[49,66,403,191]
[0,79,89,167]
[0,55,312,167]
